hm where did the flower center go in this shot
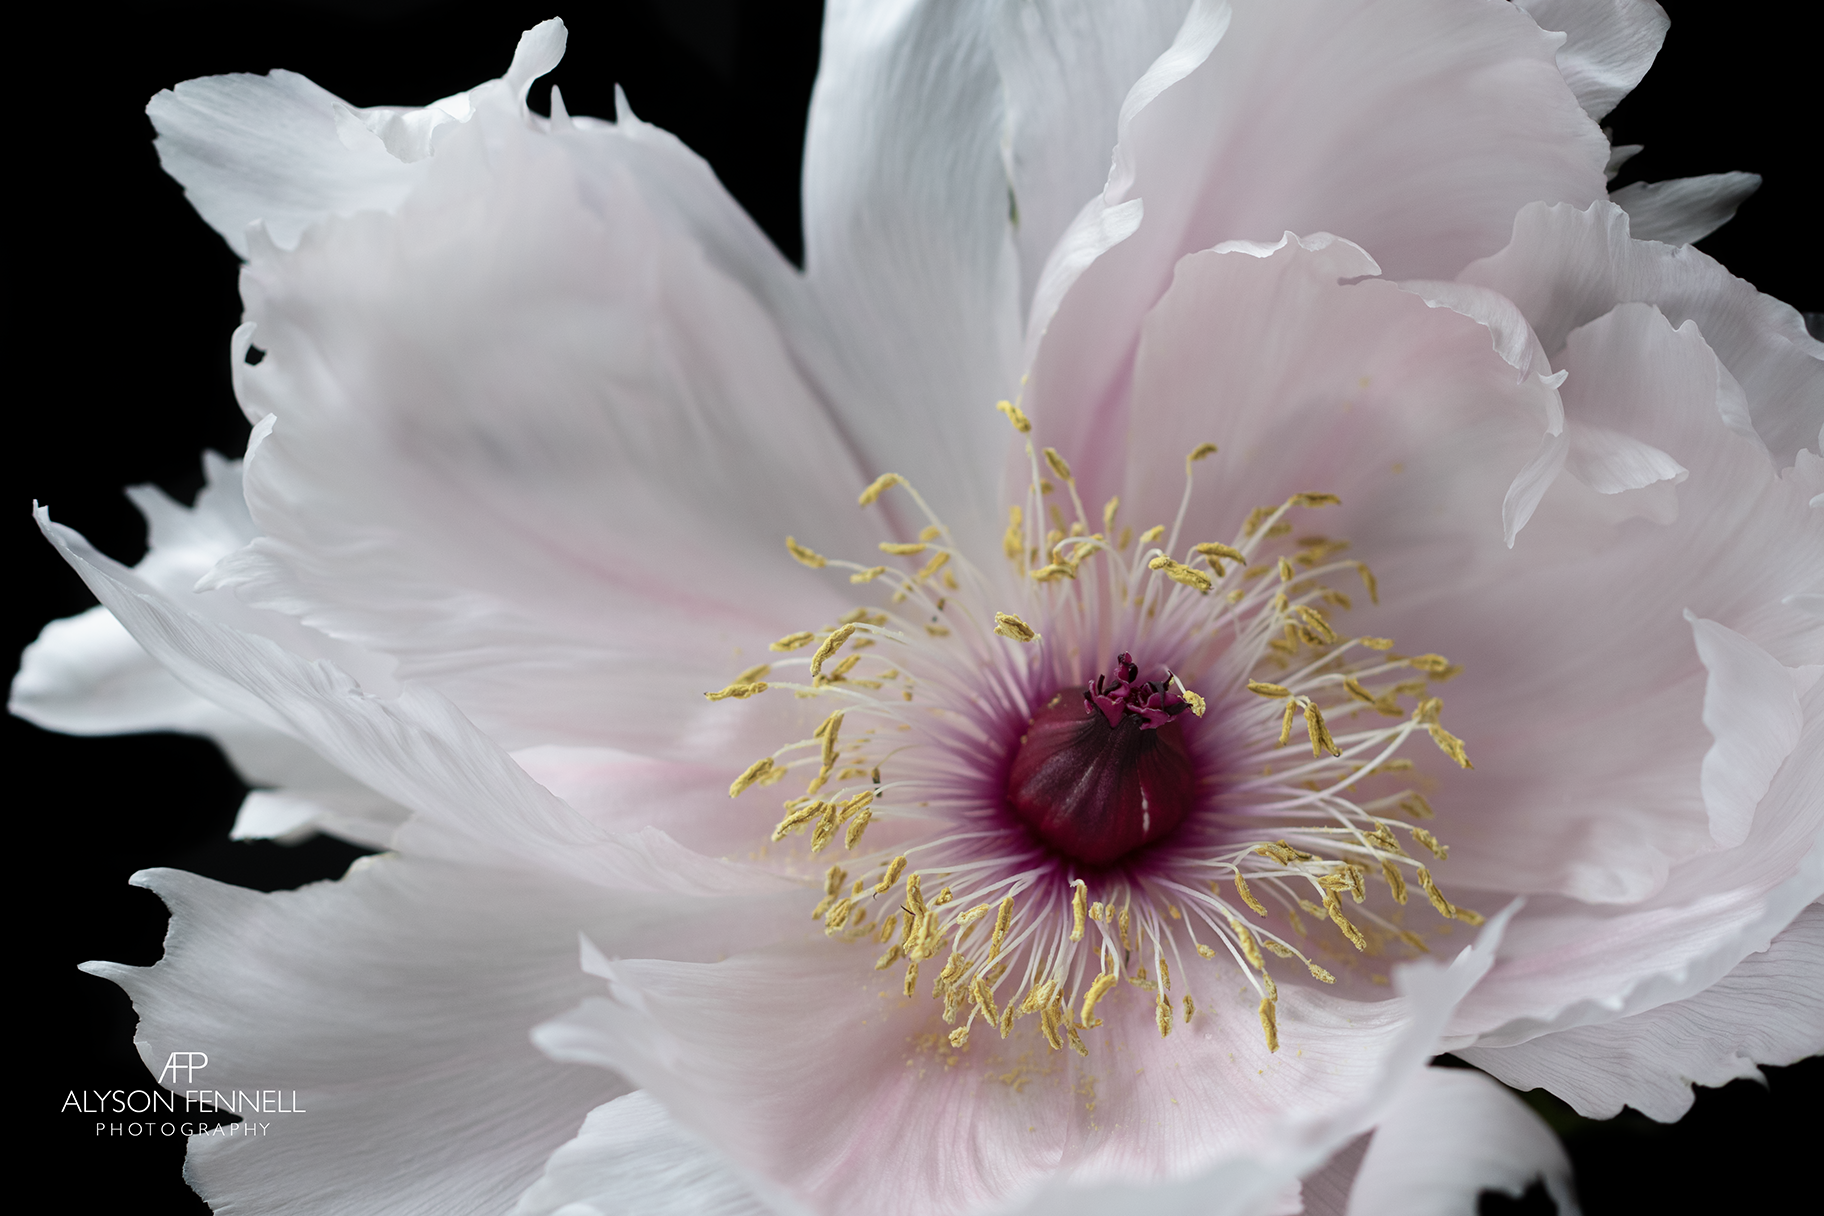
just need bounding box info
[709,403,1487,1059]
[1005,654,1197,867]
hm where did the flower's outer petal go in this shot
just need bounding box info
[148,69,423,257]
[1450,693,1824,1047]
[798,0,1022,550]
[1460,903,1824,1121]
[534,904,1515,1216]
[84,855,790,1216]
[1459,201,1824,468]
[1515,0,1668,121]
[1610,172,1762,246]
[146,21,565,256]
[38,507,785,896]
[990,0,1196,326]
[1342,1067,1576,1216]
[1687,613,1813,849]
[510,1092,778,1216]
[215,97,874,755]
[1024,0,1605,510]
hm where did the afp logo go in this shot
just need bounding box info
[159,1052,209,1084]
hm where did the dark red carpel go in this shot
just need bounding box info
[1004,654,1198,868]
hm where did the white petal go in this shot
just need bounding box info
[1344,1067,1576,1216]
[1461,903,1824,1121]
[1516,0,1669,120]
[1563,420,1686,497]
[1610,171,1762,246]
[38,508,782,896]
[1685,613,1811,848]
[799,0,1023,545]
[991,0,1194,324]
[1460,200,1824,468]
[83,856,780,1216]
[510,1092,774,1216]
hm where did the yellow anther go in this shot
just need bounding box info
[1118,526,1133,551]
[1118,907,1132,951]
[956,903,991,928]
[705,681,768,701]
[1030,562,1076,582]
[1233,873,1267,916]
[785,536,827,568]
[1183,995,1196,1024]
[1182,688,1207,717]
[1080,972,1119,1028]
[1066,1020,1089,1057]
[1278,697,1298,747]
[1259,998,1279,1052]
[1344,676,1376,704]
[1148,555,1212,593]
[1229,917,1265,970]
[1002,504,1025,561]
[1412,828,1449,859]
[1193,541,1246,564]
[917,550,951,581]
[771,801,823,841]
[810,893,836,920]
[809,625,857,679]
[810,805,841,853]
[1138,525,1166,546]
[1160,959,1172,991]
[924,623,951,638]
[822,898,854,935]
[1416,866,1455,920]
[849,565,887,584]
[1399,929,1430,953]
[1000,1004,1016,1039]
[1156,991,1173,1038]
[770,630,816,652]
[1185,442,1219,471]
[879,541,928,556]
[1360,636,1394,650]
[1277,557,1295,582]
[874,944,902,970]
[857,472,905,506]
[1249,681,1292,698]
[932,887,954,906]
[996,399,1032,433]
[1102,496,1120,532]
[971,975,1001,1023]
[1303,701,1341,758]
[728,757,779,798]
[993,612,1040,643]
[844,808,874,850]
[1407,653,1454,675]
[1382,860,1409,905]
[990,896,1015,959]
[1262,939,1295,959]
[1290,492,1341,508]
[1195,943,1216,959]
[1294,605,1337,643]
[1353,561,1380,604]
[1307,961,1336,984]
[1070,881,1088,941]
[735,664,772,684]
[1042,447,1074,483]
[904,872,926,914]
[1428,723,1473,769]
[905,961,921,998]
[1323,889,1368,951]
[838,607,887,626]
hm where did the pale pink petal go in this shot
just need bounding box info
[1461,903,1824,1121]
[1459,201,1824,467]
[1516,0,1668,120]
[1343,1067,1575,1216]
[84,855,788,1216]
[39,508,783,895]
[533,906,1516,1215]
[215,93,876,753]
[510,1092,775,1216]
[1610,172,1762,246]
[1027,0,1605,509]
[1294,1135,1369,1216]
[1687,613,1814,848]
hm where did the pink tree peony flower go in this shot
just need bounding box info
[15,2,1820,1213]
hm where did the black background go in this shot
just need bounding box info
[12,2,1812,1212]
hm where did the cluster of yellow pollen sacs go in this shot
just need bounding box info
[705,400,1485,1056]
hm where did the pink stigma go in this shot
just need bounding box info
[1004,654,1198,868]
